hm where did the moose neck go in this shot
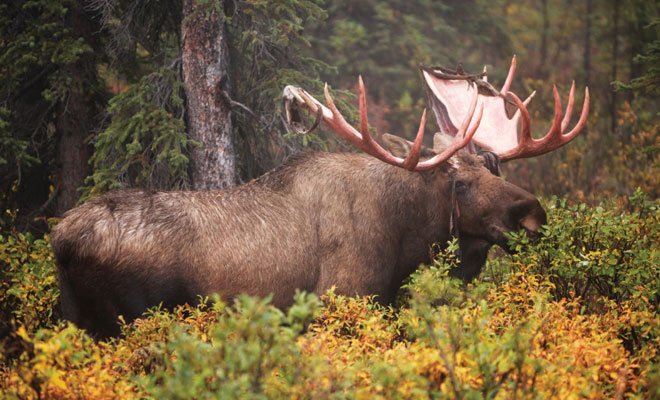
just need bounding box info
[248,151,456,302]
[366,159,455,294]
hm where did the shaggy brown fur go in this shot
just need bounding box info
[51,134,545,338]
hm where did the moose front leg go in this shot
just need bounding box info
[449,236,492,282]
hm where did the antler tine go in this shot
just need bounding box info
[500,55,517,96]
[402,109,426,170]
[561,81,576,132]
[523,90,536,107]
[564,86,590,140]
[457,90,481,140]
[516,91,533,145]
[358,75,373,145]
[499,84,590,161]
[506,91,536,145]
[546,85,566,147]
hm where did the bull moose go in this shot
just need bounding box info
[51,57,589,338]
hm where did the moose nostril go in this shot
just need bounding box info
[519,214,543,232]
[521,226,542,241]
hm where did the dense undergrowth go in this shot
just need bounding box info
[1,192,659,399]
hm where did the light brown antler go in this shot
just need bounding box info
[422,56,590,162]
[283,76,484,171]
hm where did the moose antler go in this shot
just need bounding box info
[283,76,484,171]
[499,82,590,161]
[422,56,589,162]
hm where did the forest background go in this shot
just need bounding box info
[1,0,660,398]
[1,0,659,232]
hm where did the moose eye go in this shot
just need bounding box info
[455,180,470,192]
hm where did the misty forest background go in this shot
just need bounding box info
[2,0,659,231]
[2,0,660,399]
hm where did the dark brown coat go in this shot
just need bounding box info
[51,134,546,338]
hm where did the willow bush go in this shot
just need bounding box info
[1,196,659,398]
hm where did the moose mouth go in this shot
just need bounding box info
[482,228,530,254]
[485,224,515,253]
[485,210,546,254]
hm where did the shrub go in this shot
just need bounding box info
[1,324,143,399]
[498,189,660,311]
[399,261,652,398]
[0,230,59,334]
[0,196,659,398]
[141,292,322,399]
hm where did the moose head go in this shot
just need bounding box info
[283,55,589,279]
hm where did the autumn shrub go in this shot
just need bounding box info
[0,230,59,334]
[1,324,144,399]
[140,292,322,399]
[1,197,659,399]
[400,264,547,398]
[485,191,660,396]
[294,292,416,399]
[400,258,659,398]
[497,189,660,311]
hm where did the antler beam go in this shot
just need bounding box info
[284,77,484,171]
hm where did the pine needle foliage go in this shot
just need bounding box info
[80,67,195,200]
[83,0,335,196]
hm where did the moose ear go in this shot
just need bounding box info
[381,134,412,158]
[432,132,455,151]
[477,151,501,176]
[382,133,436,159]
[431,132,461,168]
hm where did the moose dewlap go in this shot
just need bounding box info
[52,57,587,338]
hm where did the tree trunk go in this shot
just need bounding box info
[55,109,92,216]
[538,0,549,79]
[610,0,620,136]
[54,2,99,216]
[181,0,236,190]
[584,0,592,88]
[582,0,592,137]
[627,4,647,104]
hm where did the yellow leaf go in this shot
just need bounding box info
[16,326,31,341]
[50,372,68,391]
